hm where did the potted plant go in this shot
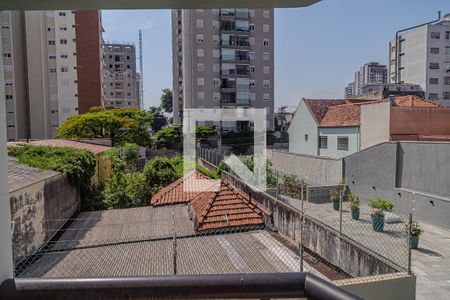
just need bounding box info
[330,189,341,211]
[348,193,360,220]
[406,221,423,249]
[369,198,394,232]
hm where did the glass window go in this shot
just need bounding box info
[197,63,204,72]
[213,64,220,72]
[263,38,270,46]
[263,10,270,18]
[221,48,235,60]
[429,63,439,69]
[444,92,450,100]
[263,24,270,33]
[213,92,221,101]
[263,52,270,60]
[429,78,439,84]
[263,93,270,101]
[319,136,328,149]
[263,80,270,88]
[197,49,204,57]
[445,47,450,56]
[305,134,308,142]
[337,137,349,151]
[212,49,220,58]
[444,77,450,85]
[430,47,440,54]
[60,39,67,45]
[249,93,255,101]
[236,20,249,32]
[197,77,204,86]
[431,32,440,39]
[429,93,438,100]
[212,35,220,44]
[446,31,450,40]
[196,34,204,43]
[196,19,204,28]
[197,92,204,100]
[263,66,270,74]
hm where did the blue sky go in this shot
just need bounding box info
[102,0,449,110]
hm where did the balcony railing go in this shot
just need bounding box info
[0,273,362,300]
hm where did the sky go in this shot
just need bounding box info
[102,0,449,110]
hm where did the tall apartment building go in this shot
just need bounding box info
[172,8,275,129]
[1,10,79,140]
[344,82,354,98]
[103,43,140,108]
[350,62,387,96]
[389,13,450,105]
[74,10,106,114]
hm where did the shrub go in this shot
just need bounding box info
[280,175,307,199]
[369,198,394,217]
[8,145,96,197]
[143,157,180,194]
[122,143,140,162]
[196,164,220,180]
[348,192,360,209]
[103,170,150,209]
[406,221,423,236]
[330,189,341,203]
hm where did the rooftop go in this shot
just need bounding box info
[8,159,59,193]
[391,95,440,108]
[8,139,112,155]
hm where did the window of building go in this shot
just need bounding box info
[196,19,204,28]
[431,32,440,39]
[5,95,13,100]
[263,80,270,88]
[197,63,204,72]
[249,80,255,88]
[429,78,439,84]
[4,80,13,86]
[59,24,67,31]
[263,93,270,101]
[213,92,221,101]
[212,20,220,29]
[263,24,270,33]
[196,34,204,43]
[213,78,220,86]
[445,47,450,56]
[197,49,204,57]
[305,134,308,142]
[58,12,66,16]
[430,47,440,54]
[250,65,255,74]
[60,66,68,72]
[197,92,204,100]
[249,37,255,46]
[48,54,56,59]
[446,31,450,40]
[444,77,450,85]
[50,109,58,114]
[47,26,54,31]
[61,79,69,86]
[197,77,204,86]
[212,9,220,15]
[263,52,270,61]
[249,23,255,31]
[212,35,220,44]
[429,63,439,69]
[337,136,349,151]
[263,66,270,74]
[49,68,57,73]
[7,124,15,128]
[212,49,220,58]
[62,94,71,101]
[429,93,438,100]
[249,9,255,17]
[2,24,10,29]
[263,38,270,46]
[213,64,220,72]
[3,52,11,58]
[444,92,450,100]
[249,93,255,101]
[60,39,67,45]
[319,136,328,149]
[249,51,256,60]
[48,40,56,45]
[62,107,71,114]
[3,65,12,72]
[263,10,270,18]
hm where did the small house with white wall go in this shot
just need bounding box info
[288,96,444,158]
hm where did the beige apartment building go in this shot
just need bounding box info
[172,8,275,130]
[1,10,79,140]
[103,43,140,108]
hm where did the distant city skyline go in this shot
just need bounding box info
[102,0,449,109]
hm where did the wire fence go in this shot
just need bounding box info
[274,169,411,272]
[13,205,344,281]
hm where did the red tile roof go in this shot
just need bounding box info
[8,139,111,155]
[320,104,361,127]
[151,171,219,207]
[190,182,265,231]
[392,96,440,107]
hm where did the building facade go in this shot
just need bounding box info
[103,43,140,108]
[349,62,387,97]
[1,10,79,140]
[389,14,450,105]
[172,8,275,129]
[74,10,105,114]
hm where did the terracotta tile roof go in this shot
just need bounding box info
[392,96,439,107]
[303,99,378,124]
[8,139,111,155]
[319,101,385,127]
[190,182,265,231]
[151,171,219,207]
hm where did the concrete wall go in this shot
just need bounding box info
[271,150,343,185]
[222,171,402,278]
[344,141,450,229]
[318,126,359,158]
[288,99,318,156]
[390,107,450,138]
[9,173,79,264]
[360,102,390,149]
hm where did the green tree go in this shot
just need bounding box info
[160,88,173,113]
[155,125,182,150]
[149,106,168,132]
[56,108,152,147]
[143,157,179,194]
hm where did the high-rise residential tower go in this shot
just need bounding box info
[103,43,140,108]
[1,10,79,140]
[351,62,387,96]
[389,13,450,105]
[172,8,275,129]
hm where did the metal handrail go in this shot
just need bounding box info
[0,272,362,300]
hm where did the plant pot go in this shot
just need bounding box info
[332,201,340,211]
[410,235,420,249]
[371,214,384,232]
[351,207,360,220]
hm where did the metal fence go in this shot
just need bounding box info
[274,169,411,273]
[197,146,230,167]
